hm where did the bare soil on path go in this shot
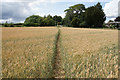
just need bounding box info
[52,29,65,78]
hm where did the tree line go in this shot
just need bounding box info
[24,15,62,26]
[2,15,62,27]
[63,2,106,28]
[2,2,113,28]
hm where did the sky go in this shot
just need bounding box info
[0,0,120,23]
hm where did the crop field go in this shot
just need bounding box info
[60,27,118,78]
[2,27,58,78]
[2,27,118,78]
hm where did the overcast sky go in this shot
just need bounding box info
[0,0,120,23]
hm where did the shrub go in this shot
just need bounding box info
[79,21,87,27]
[9,23,14,27]
[4,22,9,27]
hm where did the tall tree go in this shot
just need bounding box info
[43,15,55,26]
[85,2,106,28]
[24,15,55,26]
[95,2,102,10]
[53,15,62,25]
[24,15,41,26]
[64,4,85,27]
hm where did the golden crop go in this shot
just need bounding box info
[2,27,118,78]
[60,27,118,78]
[2,27,58,78]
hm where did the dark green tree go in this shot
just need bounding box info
[24,15,41,26]
[9,23,14,27]
[4,21,9,27]
[95,2,102,10]
[47,14,53,19]
[24,15,55,26]
[115,16,120,22]
[85,2,106,28]
[71,17,80,27]
[64,4,85,27]
[53,15,62,25]
[43,15,55,26]
[108,20,114,23]
[64,9,74,26]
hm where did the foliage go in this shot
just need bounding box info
[24,15,62,26]
[71,17,80,27]
[3,2,106,28]
[63,2,106,28]
[46,15,55,26]
[108,20,114,23]
[85,3,106,28]
[53,15,62,25]
[2,22,24,27]
[114,16,120,22]
[79,21,87,27]
[9,23,14,27]
[14,23,24,27]
[24,15,42,26]
[4,21,9,27]
[64,4,85,27]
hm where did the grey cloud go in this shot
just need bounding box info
[2,2,32,22]
[106,16,117,18]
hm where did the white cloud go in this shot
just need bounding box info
[1,0,35,2]
[1,0,114,23]
[118,1,120,16]
[1,1,65,23]
[104,0,120,22]
[1,0,111,2]
[34,12,65,18]
[0,18,13,23]
[0,18,25,23]
[58,13,65,18]
[47,13,65,18]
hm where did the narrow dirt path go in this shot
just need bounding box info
[52,28,65,78]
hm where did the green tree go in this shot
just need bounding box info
[53,15,62,25]
[4,21,9,27]
[71,17,80,27]
[108,20,114,23]
[38,17,44,26]
[95,2,102,10]
[79,21,87,27]
[24,15,43,26]
[43,15,55,26]
[85,2,106,28]
[64,9,73,26]
[9,23,14,27]
[64,4,85,27]
[115,16,120,22]
[47,14,53,19]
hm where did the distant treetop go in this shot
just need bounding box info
[114,16,120,22]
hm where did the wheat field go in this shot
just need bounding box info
[60,27,118,78]
[2,27,58,78]
[2,27,118,78]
